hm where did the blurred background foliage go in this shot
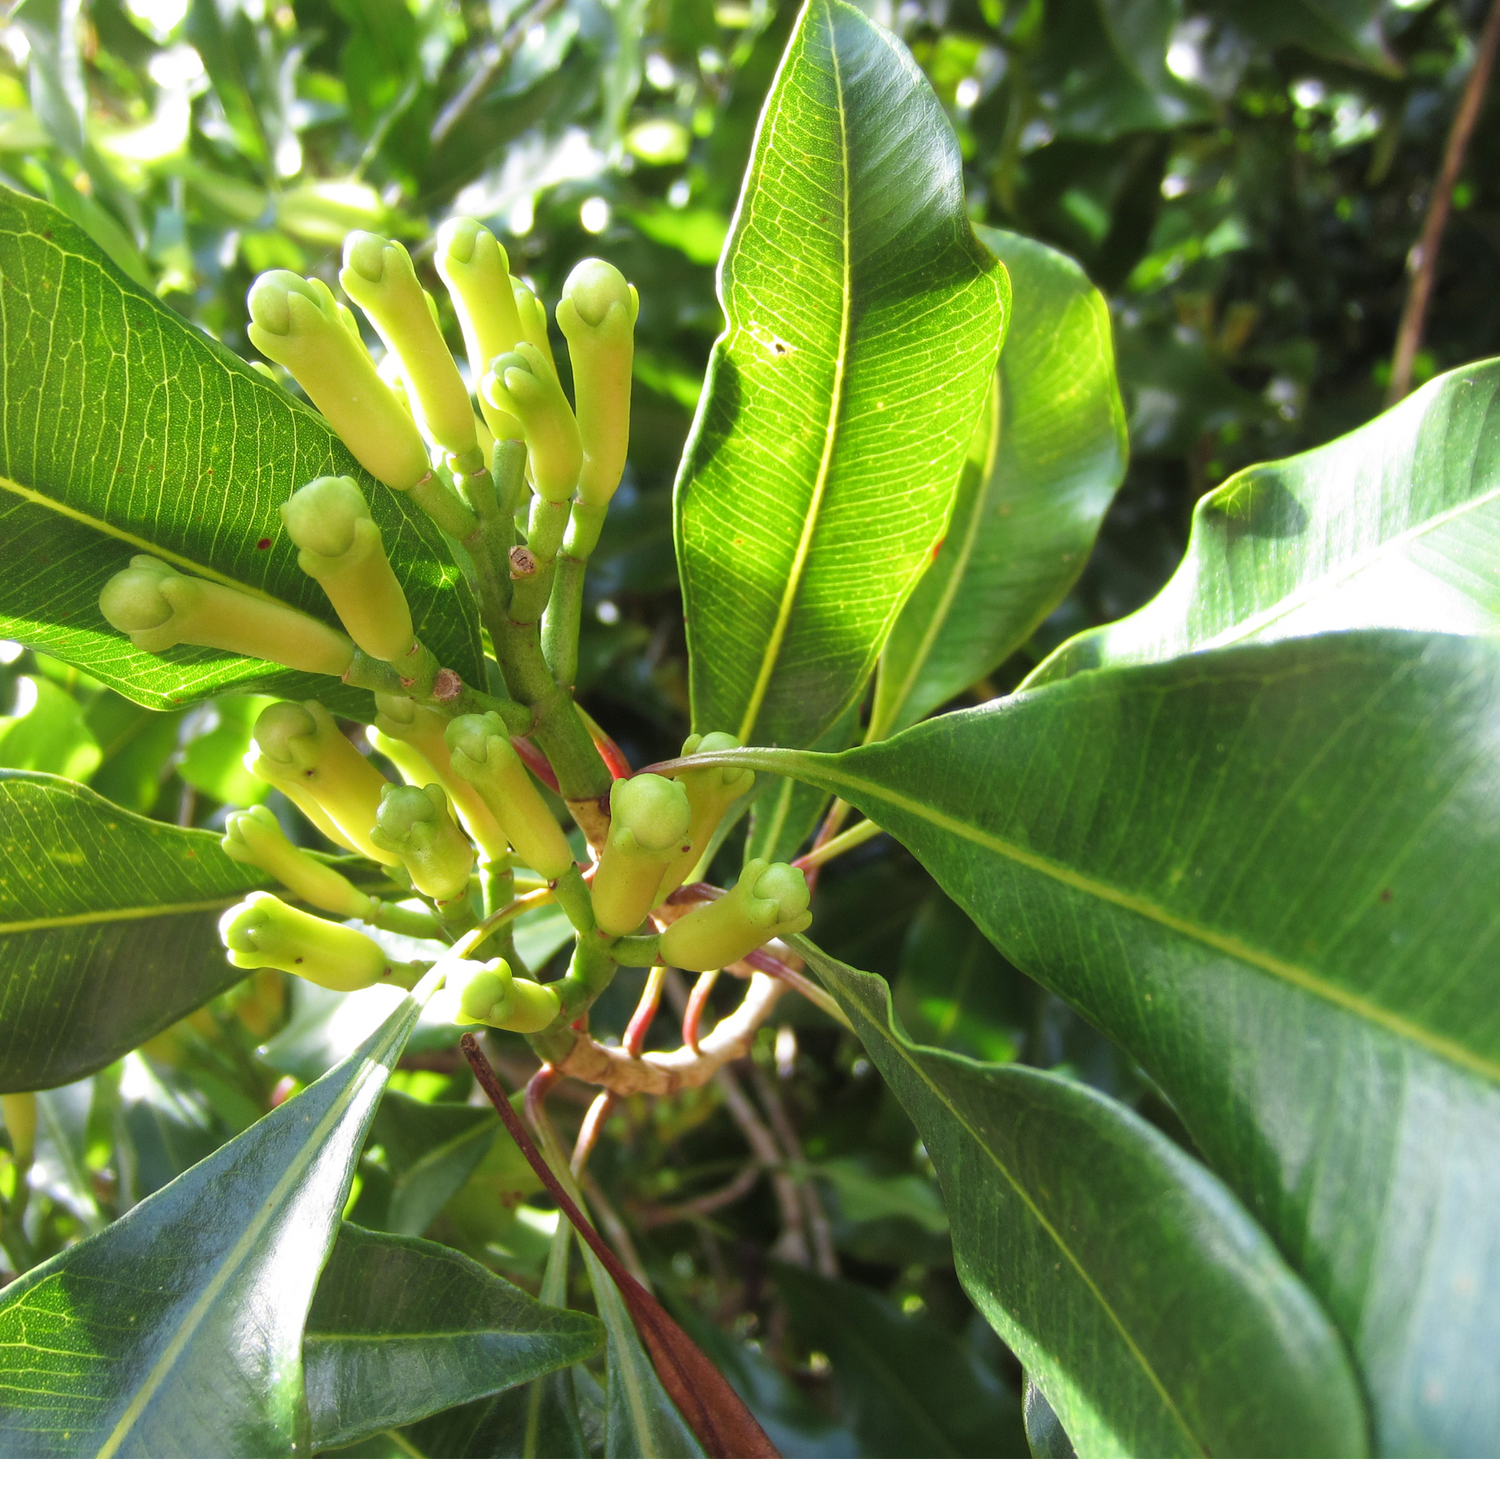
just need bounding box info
[1,0,1497,1457]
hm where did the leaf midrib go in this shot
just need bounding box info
[735,4,853,745]
[829,971,1203,1455]
[0,897,244,935]
[812,761,1500,1087]
[93,1008,411,1458]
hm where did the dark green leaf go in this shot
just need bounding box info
[304,1223,604,1452]
[773,1261,1027,1458]
[676,0,1009,749]
[873,228,1126,737]
[368,1092,501,1238]
[1209,0,1397,74]
[1024,1373,1077,1458]
[0,186,481,714]
[0,771,263,1092]
[794,940,1368,1457]
[717,632,1500,1455]
[1031,359,1500,687]
[0,996,418,1457]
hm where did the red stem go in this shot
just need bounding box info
[461,1036,779,1459]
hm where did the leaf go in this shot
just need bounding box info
[368,1092,501,1238]
[1024,1373,1077,1458]
[0,995,419,1457]
[675,0,1010,749]
[0,675,101,782]
[873,228,1126,738]
[177,695,276,806]
[709,632,1500,1455]
[304,1223,604,1452]
[1030,359,1500,687]
[745,701,858,863]
[0,771,264,1092]
[0,185,481,714]
[772,1262,1027,1458]
[793,940,1368,1458]
[1211,0,1398,74]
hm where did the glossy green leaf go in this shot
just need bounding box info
[0,996,419,1457]
[0,771,261,1092]
[715,632,1500,1455]
[1024,1374,1077,1458]
[0,185,481,714]
[793,940,1366,1457]
[177,695,275,806]
[675,0,1010,749]
[873,228,1126,738]
[1213,0,1397,74]
[1031,359,1500,687]
[85,693,184,813]
[773,1261,1027,1457]
[367,1092,500,1238]
[304,1224,604,1452]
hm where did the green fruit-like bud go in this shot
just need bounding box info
[339,233,478,463]
[250,700,390,864]
[219,891,397,990]
[99,556,354,677]
[592,774,691,936]
[556,258,638,510]
[281,476,415,663]
[246,270,429,491]
[450,957,562,1033]
[479,346,582,510]
[445,712,574,879]
[370,782,474,901]
[222,804,374,919]
[369,700,511,862]
[434,218,525,430]
[657,858,811,972]
[511,276,557,376]
[655,732,756,901]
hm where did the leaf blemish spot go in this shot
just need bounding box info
[255,538,271,550]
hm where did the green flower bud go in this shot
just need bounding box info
[592,774,691,937]
[450,957,561,1033]
[222,804,374,919]
[370,697,510,862]
[511,276,557,376]
[281,476,415,663]
[479,346,582,509]
[220,891,400,991]
[435,217,526,392]
[556,258,638,510]
[655,732,757,901]
[339,232,478,462]
[445,712,574,879]
[99,556,354,677]
[246,270,429,491]
[370,782,474,901]
[250,700,390,864]
[657,858,811,972]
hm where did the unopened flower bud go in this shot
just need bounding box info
[511,276,557,376]
[592,774,690,936]
[219,892,406,991]
[370,782,474,901]
[656,732,757,900]
[556,258,638,509]
[339,232,478,462]
[435,218,525,422]
[99,556,354,677]
[281,476,415,663]
[246,269,429,491]
[479,347,581,509]
[370,696,510,862]
[450,957,561,1033]
[250,700,389,864]
[657,858,811,972]
[446,712,573,879]
[222,804,375,919]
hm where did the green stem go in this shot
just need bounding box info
[542,555,585,690]
[552,865,595,935]
[609,934,661,968]
[368,900,443,940]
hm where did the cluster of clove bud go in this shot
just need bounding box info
[96,224,812,1035]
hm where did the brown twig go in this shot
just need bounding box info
[1387,0,1500,405]
[749,1067,838,1279]
[622,966,668,1057]
[633,1161,765,1229]
[461,1036,780,1459]
[717,1064,811,1268]
[682,968,722,1052]
[570,1090,616,1176]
